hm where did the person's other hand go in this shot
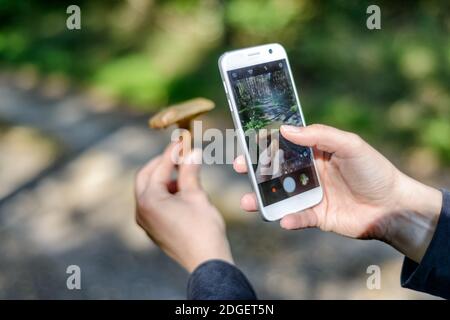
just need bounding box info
[234,124,442,262]
[135,142,233,272]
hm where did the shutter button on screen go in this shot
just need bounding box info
[282,177,296,193]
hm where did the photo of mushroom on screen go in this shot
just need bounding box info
[228,59,319,206]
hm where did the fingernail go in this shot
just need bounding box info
[280,218,289,229]
[281,125,301,133]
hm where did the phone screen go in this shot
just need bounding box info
[228,59,319,206]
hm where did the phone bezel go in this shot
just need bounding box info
[219,43,323,221]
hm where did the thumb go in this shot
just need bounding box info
[178,148,203,192]
[280,124,361,157]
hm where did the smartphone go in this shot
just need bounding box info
[219,43,323,221]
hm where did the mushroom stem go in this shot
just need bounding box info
[178,118,192,132]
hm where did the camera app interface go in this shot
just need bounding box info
[228,59,319,206]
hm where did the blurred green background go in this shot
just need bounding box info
[1,0,449,165]
[0,0,449,299]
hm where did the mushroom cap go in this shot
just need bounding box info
[149,98,215,129]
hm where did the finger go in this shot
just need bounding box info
[240,192,258,212]
[280,124,362,157]
[280,209,318,230]
[313,147,324,160]
[135,155,162,195]
[149,142,180,190]
[311,147,329,173]
[178,148,203,192]
[233,155,248,173]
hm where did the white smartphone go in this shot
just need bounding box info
[219,43,323,221]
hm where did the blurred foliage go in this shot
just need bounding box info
[0,0,449,165]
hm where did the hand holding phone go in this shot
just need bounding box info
[233,123,443,264]
[219,44,323,220]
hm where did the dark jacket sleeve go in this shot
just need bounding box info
[401,189,450,299]
[187,260,257,300]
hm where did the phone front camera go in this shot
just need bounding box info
[269,48,273,54]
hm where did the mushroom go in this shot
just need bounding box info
[149,97,215,158]
[149,97,215,132]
